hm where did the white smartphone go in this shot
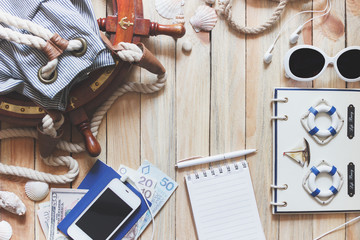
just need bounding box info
[68,178,141,240]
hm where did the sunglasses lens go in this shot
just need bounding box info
[337,49,360,79]
[289,48,325,78]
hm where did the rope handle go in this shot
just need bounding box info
[0,10,83,81]
[99,32,166,78]
[217,0,288,35]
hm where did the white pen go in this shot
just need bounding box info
[175,149,256,169]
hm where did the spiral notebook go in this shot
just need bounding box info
[185,161,265,240]
[272,88,360,214]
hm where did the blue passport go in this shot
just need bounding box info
[58,160,150,239]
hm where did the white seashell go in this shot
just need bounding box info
[182,40,192,52]
[155,0,185,19]
[190,5,218,33]
[0,191,26,215]
[25,181,49,202]
[0,221,12,240]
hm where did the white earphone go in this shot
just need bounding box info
[289,25,304,45]
[263,0,331,64]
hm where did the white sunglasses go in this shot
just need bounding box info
[284,45,360,82]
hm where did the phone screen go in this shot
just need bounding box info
[76,188,133,239]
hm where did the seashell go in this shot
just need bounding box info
[190,5,218,33]
[0,191,26,215]
[25,181,49,202]
[0,221,12,240]
[155,0,185,19]
[182,40,192,52]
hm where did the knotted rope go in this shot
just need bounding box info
[217,0,288,35]
[0,13,167,184]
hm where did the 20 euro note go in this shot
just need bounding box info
[48,188,88,240]
[135,160,178,238]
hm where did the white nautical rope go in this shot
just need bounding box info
[0,10,53,40]
[0,10,83,79]
[217,0,288,35]
[0,24,46,49]
[116,42,143,62]
[0,43,166,184]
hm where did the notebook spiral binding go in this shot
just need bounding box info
[271,97,288,121]
[186,161,246,181]
[270,184,288,207]
[271,96,289,207]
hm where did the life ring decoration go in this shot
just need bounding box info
[302,160,343,205]
[300,99,344,145]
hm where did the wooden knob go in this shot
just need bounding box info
[78,122,101,157]
[97,18,106,32]
[149,23,186,38]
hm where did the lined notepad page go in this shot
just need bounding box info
[185,161,265,240]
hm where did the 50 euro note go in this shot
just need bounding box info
[47,188,88,240]
[123,160,178,240]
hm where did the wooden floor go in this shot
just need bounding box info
[1,0,360,239]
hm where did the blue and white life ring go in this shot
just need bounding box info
[307,105,339,138]
[308,165,340,198]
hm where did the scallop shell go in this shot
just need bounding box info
[190,5,217,32]
[0,191,26,215]
[0,221,12,240]
[25,181,49,202]
[155,0,185,19]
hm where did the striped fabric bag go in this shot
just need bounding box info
[0,0,114,110]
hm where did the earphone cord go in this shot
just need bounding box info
[269,0,331,54]
[314,215,360,240]
[121,175,155,240]
[140,191,155,240]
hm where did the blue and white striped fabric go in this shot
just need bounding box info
[0,0,114,110]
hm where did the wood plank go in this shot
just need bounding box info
[0,122,35,240]
[345,0,360,238]
[211,1,245,153]
[245,0,286,239]
[35,122,72,240]
[175,1,211,239]
[312,0,346,239]
[139,1,177,239]
[278,1,313,239]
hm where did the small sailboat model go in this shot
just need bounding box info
[283,138,310,167]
